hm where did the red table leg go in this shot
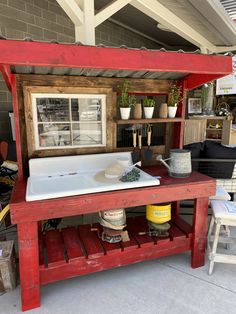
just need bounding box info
[18,222,40,311]
[191,197,209,268]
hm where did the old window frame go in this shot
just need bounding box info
[23,86,115,158]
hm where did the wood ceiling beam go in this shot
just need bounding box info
[95,0,133,27]
[131,0,215,52]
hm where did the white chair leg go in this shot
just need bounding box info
[208,216,214,239]
[209,222,221,275]
[207,216,214,251]
[224,225,231,249]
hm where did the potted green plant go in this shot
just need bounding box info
[117,80,136,119]
[143,97,156,118]
[168,83,183,118]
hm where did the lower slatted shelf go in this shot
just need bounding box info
[39,215,192,285]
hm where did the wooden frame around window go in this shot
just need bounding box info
[23,86,115,158]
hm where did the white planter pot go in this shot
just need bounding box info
[144,107,154,119]
[120,107,131,120]
[168,106,177,118]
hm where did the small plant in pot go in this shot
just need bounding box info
[168,83,183,118]
[117,80,136,119]
[143,97,156,119]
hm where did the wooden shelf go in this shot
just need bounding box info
[116,118,183,124]
[38,215,192,285]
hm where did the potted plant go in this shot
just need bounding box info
[117,80,136,119]
[143,97,156,118]
[168,83,183,118]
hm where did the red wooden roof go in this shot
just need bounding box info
[0,39,233,91]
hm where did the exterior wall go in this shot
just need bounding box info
[0,0,159,141]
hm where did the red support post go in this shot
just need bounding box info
[18,222,40,311]
[191,197,209,268]
[11,75,24,181]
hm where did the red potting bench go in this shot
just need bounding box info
[0,39,232,311]
[10,168,215,311]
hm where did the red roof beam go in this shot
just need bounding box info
[181,73,229,90]
[0,64,12,91]
[0,40,232,76]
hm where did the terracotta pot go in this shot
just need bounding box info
[159,103,168,118]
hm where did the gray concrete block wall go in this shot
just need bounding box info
[0,0,159,141]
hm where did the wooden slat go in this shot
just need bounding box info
[61,227,85,260]
[169,221,186,241]
[119,232,139,251]
[40,239,191,285]
[173,215,193,237]
[126,216,154,247]
[78,225,105,258]
[45,230,65,265]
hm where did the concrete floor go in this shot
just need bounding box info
[1,244,236,314]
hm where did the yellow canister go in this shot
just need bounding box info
[146,203,171,224]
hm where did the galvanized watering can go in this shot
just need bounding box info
[157,149,192,178]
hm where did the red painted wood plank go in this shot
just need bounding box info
[191,197,209,268]
[78,225,105,258]
[10,175,216,224]
[61,227,85,260]
[40,240,191,285]
[126,216,154,247]
[172,215,193,238]
[0,40,232,79]
[18,222,40,311]
[169,221,186,241]
[45,230,65,265]
[0,64,12,91]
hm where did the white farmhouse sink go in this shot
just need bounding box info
[26,152,160,201]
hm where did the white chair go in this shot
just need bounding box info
[208,188,236,275]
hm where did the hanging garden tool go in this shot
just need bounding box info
[144,124,153,161]
[138,127,142,161]
[131,127,139,163]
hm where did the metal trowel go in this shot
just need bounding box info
[144,124,153,161]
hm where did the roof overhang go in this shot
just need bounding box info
[0,39,233,91]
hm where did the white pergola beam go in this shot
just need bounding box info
[214,45,236,53]
[56,0,84,25]
[76,0,95,44]
[131,0,215,52]
[95,0,133,27]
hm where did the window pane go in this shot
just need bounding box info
[36,98,70,122]
[71,98,79,121]
[38,123,71,147]
[72,123,102,145]
[78,98,102,121]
